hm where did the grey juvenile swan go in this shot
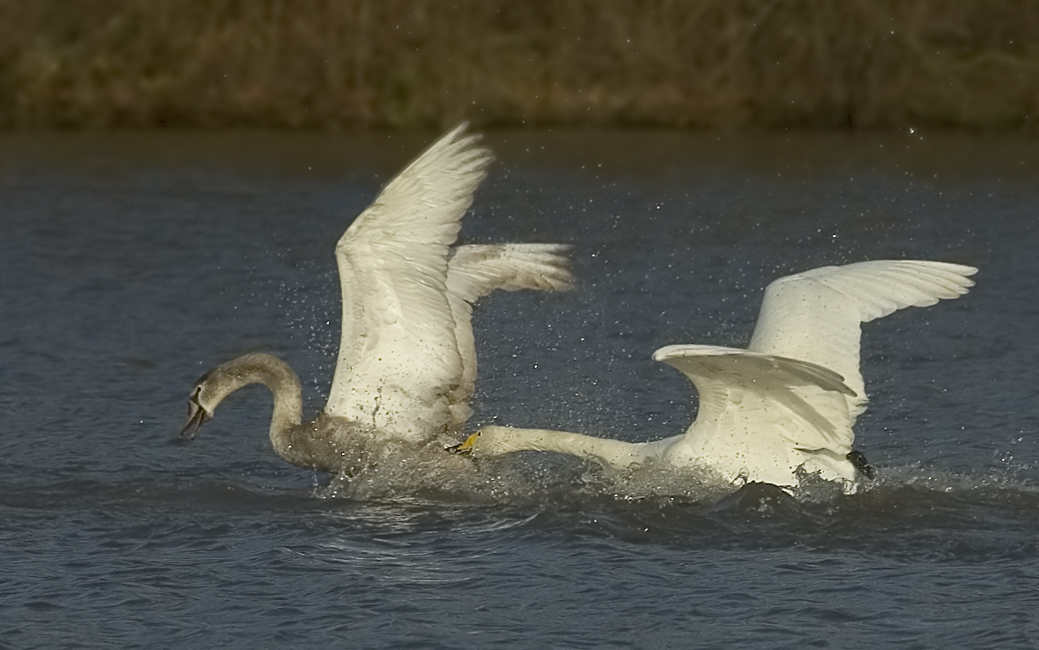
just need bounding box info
[452,260,976,493]
[181,125,573,475]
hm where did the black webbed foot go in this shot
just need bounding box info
[847,450,875,480]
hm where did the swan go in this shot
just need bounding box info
[451,260,977,493]
[180,124,573,475]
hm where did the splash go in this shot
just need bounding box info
[311,446,1039,520]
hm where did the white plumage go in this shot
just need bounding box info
[324,125,572,442]
[325,124,490,437]
[458,260,976,492]
[183,125,573,474]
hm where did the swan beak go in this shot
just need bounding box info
[445,432,480,455]
[180,399,211,440]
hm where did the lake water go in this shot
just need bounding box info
[1,130,1038,648]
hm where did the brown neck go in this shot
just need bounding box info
[208,353,305,463]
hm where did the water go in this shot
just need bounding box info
[1,130,1038,648]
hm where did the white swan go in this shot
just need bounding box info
[181,124,573,474]
[452,260,977,492]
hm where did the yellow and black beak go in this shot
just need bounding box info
[445,432,480,455]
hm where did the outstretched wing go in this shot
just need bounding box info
[444,243,574,425]
[447,243,575,302]
[654,345,858,459]
[325,124,493,439]
[748,260,976,421]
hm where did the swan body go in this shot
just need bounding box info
[456,260,977,492]
[182,125,573,474]
[182,353,461,474]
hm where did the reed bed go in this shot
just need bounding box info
[1,0,1036,129]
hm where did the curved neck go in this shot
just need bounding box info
[208,353,305,459]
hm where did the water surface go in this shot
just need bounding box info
[1,130,1037,647]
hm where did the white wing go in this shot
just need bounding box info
[655,344,856,445]
[652,345,860,486]
[444,243,574,424]
[324,124,493,440]
[748,260,976,421]
[447,244,575,302]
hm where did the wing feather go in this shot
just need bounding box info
[324,124,493,438]
[653,345,856,453]
[447,243,575,301]
[747,260,976,421]
[445,243,575,424]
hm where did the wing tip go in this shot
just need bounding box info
[423,122,495,180]
[774,259,979,304]
[652,344,732,363]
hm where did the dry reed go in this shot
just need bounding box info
[0,0,1036,129]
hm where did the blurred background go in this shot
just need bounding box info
[2,0,1037,131]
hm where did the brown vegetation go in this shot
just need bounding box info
[0,0,1037,129]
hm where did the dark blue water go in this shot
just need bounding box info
[1,131,1038,648]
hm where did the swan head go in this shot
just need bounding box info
[445,431,481,455]
[445,426,524,456]
[178,356,259,440]
[179,353,304,441]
